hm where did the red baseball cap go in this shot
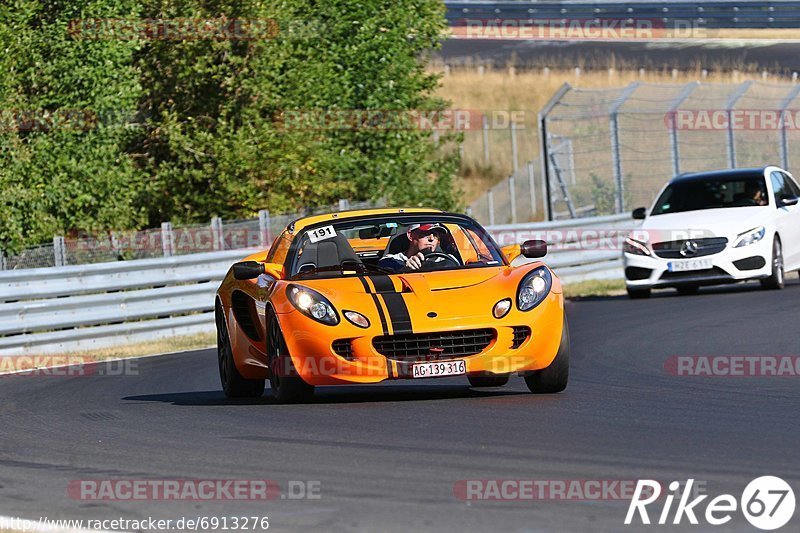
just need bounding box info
[408,223,446,234]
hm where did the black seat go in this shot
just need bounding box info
[296,235,361,273]
[382,228,411,257]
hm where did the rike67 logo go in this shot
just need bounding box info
[626,477,795,530]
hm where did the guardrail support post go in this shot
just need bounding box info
[482,114,490,166]
[338,199,349,211]
[161,222,174,257]
[528,161,537,219]
[259,209,271,248]
[0,250,5,271]
[509,175,518,224]
[211,217,224,251]
[53,236,66,267]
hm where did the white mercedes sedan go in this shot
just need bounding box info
[623,166,800,298]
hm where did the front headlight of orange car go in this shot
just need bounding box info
[517,266,552,311]
[287,285,340,325]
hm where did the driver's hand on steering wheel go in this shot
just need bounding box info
[405,252,425,270]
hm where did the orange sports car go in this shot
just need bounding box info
[215,208,569,402]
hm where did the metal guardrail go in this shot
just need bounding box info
[489,213,635,281]
[0,249,251,355]
[445,1,800,29]
[0,215,636,355]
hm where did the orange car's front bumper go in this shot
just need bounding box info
[275,291,565,386]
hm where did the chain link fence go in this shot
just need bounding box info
[3,199,385,270]
[539,80,800,219]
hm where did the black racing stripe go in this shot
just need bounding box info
[369,275,395,293]
[359,276,388,336]
[381,292,413,334]
[386,358,394,379]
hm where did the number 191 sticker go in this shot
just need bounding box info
[308,225,336,243]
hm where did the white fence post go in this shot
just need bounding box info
[482,114,490,166]
[487,188,495,226]
[338,198,349,211]
[211,217,224,251]
[527,161,536,219]
[161,222,174,257]
[509,175,518,224]
[53,236,66,267]
[259,209,271,248]
[510,121,519,175]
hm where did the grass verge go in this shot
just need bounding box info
[0,332,216,376]
[562,278,626,299]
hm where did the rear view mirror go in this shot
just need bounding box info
[632,207,647,220]
[232,261,265,280]
[521,240,547,258]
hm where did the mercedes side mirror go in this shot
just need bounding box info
[780,196,799,207]
[632,207,647,220]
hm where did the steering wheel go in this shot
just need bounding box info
[422,251,461,268]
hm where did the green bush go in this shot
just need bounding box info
[0,0,459,252]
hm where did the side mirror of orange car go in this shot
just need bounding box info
[520,240,547,258]
[233,261,265,280]
[501,244,522,263]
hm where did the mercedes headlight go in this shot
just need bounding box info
[734,226,765,248]
[517,267,552,312]
[287,285,339,325]
[623,237,651,256]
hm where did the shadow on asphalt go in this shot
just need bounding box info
[123,385,531,406]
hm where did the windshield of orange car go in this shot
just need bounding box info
[285,215,506,279]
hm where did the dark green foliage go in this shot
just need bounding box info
[0,0,458,252]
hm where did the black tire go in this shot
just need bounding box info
[267,312,315,403]
[760,238,785,290]
[676,285,699,296]
[468,374,510,388]
[217,308,265,398]
[626,287,651,299]
[524,315,570,394]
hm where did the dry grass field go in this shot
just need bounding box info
[436,65,795,204]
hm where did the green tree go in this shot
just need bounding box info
[0,0,145,253]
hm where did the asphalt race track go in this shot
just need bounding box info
[438,39,800,73]
[2,279,799,532]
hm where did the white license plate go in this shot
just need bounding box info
[412,360,466,379]
[668,259,713,272]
